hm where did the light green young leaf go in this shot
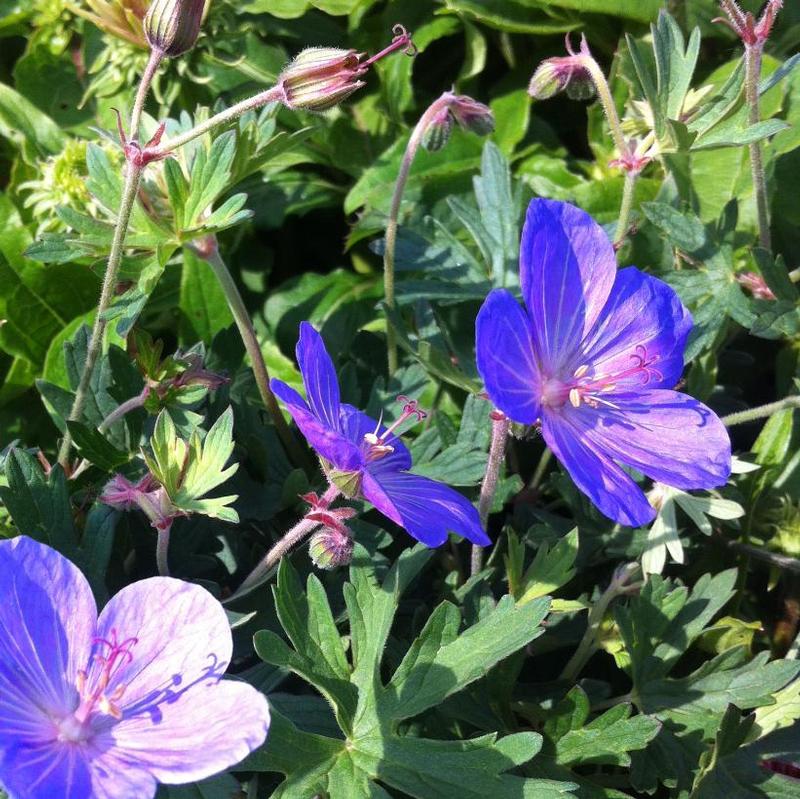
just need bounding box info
[517,527,579,604]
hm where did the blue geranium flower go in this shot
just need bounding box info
[476,198,731,527]
[270,323,490,547]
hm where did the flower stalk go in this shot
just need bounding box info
[384,91,493,374]
[471,410,512,576]
[192,240,307,467]
[721,395,800,427]
[231,484,341,599]
[744,43,771,249]
[57,158,147,468]
[384,93,452,375]
[716,0,783,250]
[559,563,641,683]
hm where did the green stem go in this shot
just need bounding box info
[471,413,511,576]
[559,563,639,683]
[614,170,638,250]
[156,524,172,576]
[57,52,163,468]
[384,92,455,375]
[57,160,145,467]
[583,57,628,158]
[130,49,163,141]
[200,245,307,467]
[721,396,800,427]
[744,43,771,250]
[230,485,340,599]
[98,387,150,433]
[150,85,285,158]
[529,447,552,492]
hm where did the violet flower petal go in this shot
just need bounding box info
[297,321,342,432]
[578,389,732,490]
[476,288,541,424]
[520,198,616,373]
[0,746,95,799]
[577,268,692,390]
[362,470,490,546]
[270,377,362,471]
[93,577,270,784]
[0,537,96,722]
[541,413,656,527]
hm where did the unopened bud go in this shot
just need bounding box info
[279,48,367,112]
[309,527,354,569]
[450,95,494,136]
[422,106,453,151]
[144,0,205,58]
[528,35,595,102]
[422,93,493,152]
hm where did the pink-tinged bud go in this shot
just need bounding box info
[144,0,205,58]
[421,93,494,152]
[309,526,354,569]
[279,24,416,112]
[528,34,595,101]
[279,48,367,112]
[422,105,453,152]
[449,95,495,136]
[171,353,228,391]
[737,272,776,300]
[99,474,160,510]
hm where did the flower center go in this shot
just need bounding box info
[58,629,137,742]
[363,395,427,461]
[543,346,662,411]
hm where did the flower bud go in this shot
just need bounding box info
[309,527,354,570]
[422,106,453,152]
[144,0,205,58]
[528,35,595,102]
[450,95,495,136]
[279,48,367,112]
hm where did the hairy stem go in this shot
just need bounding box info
[583,57,628,158]
[98,387,150,433]
[156,525,171,576]
[231,485,340,598]
[560,564,640,683]
[150,85,285,158]
[471,413,512,576]
[721,395,800,427]
[58,160,145,467]
[384,92,455,375]
[130,50,163,141]
[744,43,771,250]
[57,53,163,467]
[201,245,307,466]
[614,170,638,250]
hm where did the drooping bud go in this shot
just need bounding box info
[421,93,494,151]
[449,95,495,136]
[528,34,595,101]
[278,25,416,113]
[422,105,453,152]
[144,0,205,58]
[309,526,354,570]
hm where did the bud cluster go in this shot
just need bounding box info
[422,93,495,152]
